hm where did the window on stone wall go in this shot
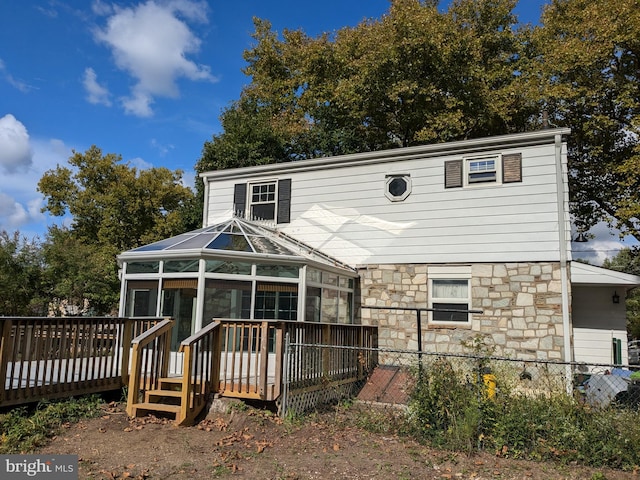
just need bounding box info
[428,266,472,325]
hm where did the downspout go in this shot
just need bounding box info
[554,133,573,365]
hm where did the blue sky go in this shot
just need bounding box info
[1,0,629,264]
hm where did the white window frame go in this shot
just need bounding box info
[384,174,411,202]
[427,266,472,326]
[248,180,277,221]
[464,155,502,187]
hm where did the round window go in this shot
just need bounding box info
[385,175,411,201]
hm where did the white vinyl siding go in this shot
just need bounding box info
[204,133,570,266]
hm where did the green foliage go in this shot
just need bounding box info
[408,358,492,453]
[37,146,198,314]
[198,0,536,173]
[533,0,640,241]
[0,231,48,316]
[0,396,102,453]
[406,359,640,470]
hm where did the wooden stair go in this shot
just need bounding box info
[130,377,206,426]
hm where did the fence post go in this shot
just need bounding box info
[0,319,13,404]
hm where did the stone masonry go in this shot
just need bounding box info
[358,262,567,360]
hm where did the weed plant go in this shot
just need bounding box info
[406,358,640,470]
[0,395,101,453]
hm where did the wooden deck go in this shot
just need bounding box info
[0,317,160,408]
[1,317,378,425]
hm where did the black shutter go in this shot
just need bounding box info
[444,160,463,188]
[233,183,247,217]
[502,153,522,183]
[277,178,291,224]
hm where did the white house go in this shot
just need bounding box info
[118,127,639,366]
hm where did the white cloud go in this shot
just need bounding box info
[150,138,174,156]
[0,114,33,174]
[83,67,112,106]
[129,156,154,170]
[0,193,29,227]
[93,0,216,117]
[0,135,72,235]
[0,59,34,93]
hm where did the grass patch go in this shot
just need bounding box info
[0,395,102,453]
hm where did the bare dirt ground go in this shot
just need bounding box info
[38,400,637,480]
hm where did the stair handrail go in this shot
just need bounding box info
[126,318,174,418]
[177,320,222,425]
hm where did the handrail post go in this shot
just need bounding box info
[126,342,142,417]
[180,344,193,424]
[120,319,134,386]
[0,319,13,404]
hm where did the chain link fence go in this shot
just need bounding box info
[281,342,640,426]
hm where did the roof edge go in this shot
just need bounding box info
[571,262,640,286]
[200,128,571,181]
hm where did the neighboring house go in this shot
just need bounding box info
[118,127,640,366]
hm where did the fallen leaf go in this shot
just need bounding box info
[333,443,340,451]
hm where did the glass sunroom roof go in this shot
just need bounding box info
[122,217,354,271]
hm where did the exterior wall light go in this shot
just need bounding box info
[612,291,620,304]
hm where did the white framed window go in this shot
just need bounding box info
[428,266,472,325]
[249,180,277,220]
[465,156,501,186]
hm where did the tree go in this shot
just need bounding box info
[41,227,119,315]
[198,0,537,172]
[0,231,47,316]
[38,146,198,313]
[533,0,640,241]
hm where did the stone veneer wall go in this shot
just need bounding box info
[358,262,567,360]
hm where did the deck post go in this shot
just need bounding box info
[272,323,285,398]
[126,342,142,417]
[322,323,331,378]
[259,321,269,397]
[120,319,134,387]
[210,323,222,394]
[0,319,13,403]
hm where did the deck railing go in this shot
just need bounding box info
[126,318,174,414]
[0,317,161,407]
[282,322,378,395]
[218,320,285,400]
[217,320,378,401]
[176,321,222,424]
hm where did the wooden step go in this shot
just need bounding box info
[133,402,181,415]
[146,389,183,398]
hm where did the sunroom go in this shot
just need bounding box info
[117,217,359,351]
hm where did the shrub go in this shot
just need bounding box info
[0,396,102,453]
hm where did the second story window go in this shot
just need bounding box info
[250,181,276,220]
[467,158,497,184]
[233,179,292,224]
